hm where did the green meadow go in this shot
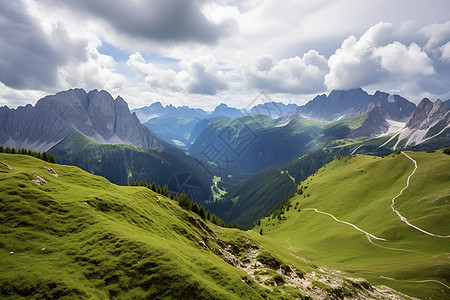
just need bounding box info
[2,153,372,299]
[0,153,272,299]
[253,150,450,299]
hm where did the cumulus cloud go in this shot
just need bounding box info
[59,46,128,93]
[420,21,450,54]
[325,21,440,96]
[325,22,392,90]
[181,55,228,95]
[43,0,236,45]
[245,50,329,93]
[127,53,227,95]
[373,42,434,78]
[0,1,88,90]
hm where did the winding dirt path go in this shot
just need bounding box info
[391,152,450,238]
[302,208,386,242]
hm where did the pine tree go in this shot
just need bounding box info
[0,145,4,153]
[198,205,206,219]
[41,152,48,162]
[162,185,169,197]
[11,148,16,154]
[178,192,190,209]
[191,202,199,213]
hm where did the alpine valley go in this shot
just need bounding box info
[1,88,449,299]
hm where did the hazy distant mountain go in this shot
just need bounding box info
[189,114,365,173]
[136,102,247,148]
[443,99,450,107]
[209,103,245,119]
[249,101,298,118]
[131,102,208,123]
[0,89,161,152]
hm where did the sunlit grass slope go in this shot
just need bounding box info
[253,150,450,299]
[0,153,293,299]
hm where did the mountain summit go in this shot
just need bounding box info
[0,89,162,152]
[286,88,415,123]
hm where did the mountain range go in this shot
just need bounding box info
[132,101,298,148]
[1,87,449,299]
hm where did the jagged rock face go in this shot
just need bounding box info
[285,88,415,122]
[370,91,415,121]
[0,89,162,152]
[405,98,450,130]
[288,88,372,121]
[349,104,389,138]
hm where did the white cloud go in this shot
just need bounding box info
[245,50,328,93]
[1,0,450,108]
[127,52,188,92]
[58,45,128,93]
[373,42,434,78]
[440,42,450,61]
[325,21,439,98]
[127,53,227,95]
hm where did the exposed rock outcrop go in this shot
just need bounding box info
[0,89,162,152]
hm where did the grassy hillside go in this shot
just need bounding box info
[252,150,450,299]
[0,153,409,299]
[212,143,392,227]
[49,131,212,202]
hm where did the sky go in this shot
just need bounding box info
[1,0,450,110]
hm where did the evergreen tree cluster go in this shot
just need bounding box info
[0,145,56,163]
[131,180,227,227]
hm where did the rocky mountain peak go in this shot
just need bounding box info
[405,98,450,130]
[0,89,162,152]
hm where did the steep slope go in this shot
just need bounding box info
[0,89,161,152]
[190,114,367,174]
[48,131,211,202]
[253,150,450,299]
[287,88,372,121]
[286,88,415,123]
[210,143,391,227]
[190,116,324,173]
[0,153,405,299]
[380,98,450,150]
[349,105,389,137]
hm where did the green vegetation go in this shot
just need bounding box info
[0,153,409,299]
[0,145,56,163]
[214,143,391,227]
[253,150,450,299]
[49,131,212,202]
[130,180,226,227]
[0,153,270,299]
